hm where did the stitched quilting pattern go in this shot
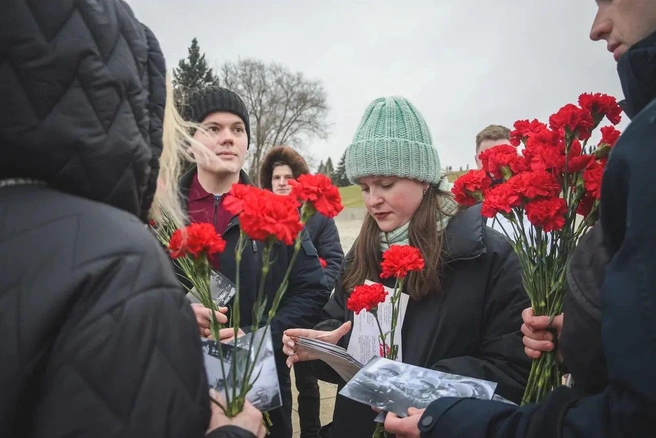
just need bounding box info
[0,187,211,437]
[0,0,166,221]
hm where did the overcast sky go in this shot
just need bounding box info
[125,0,626,170]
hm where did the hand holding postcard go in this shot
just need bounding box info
[340,357,498,418]
[295,336,364,382]
[201,329,282,412]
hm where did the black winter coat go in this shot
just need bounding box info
[0,2,253,437]
[312,204,531,438]
[412,31,656,438]
[304,213,344,290]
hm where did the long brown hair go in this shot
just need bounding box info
[341,185,456,301]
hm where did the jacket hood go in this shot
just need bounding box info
[0,0,166,222]
[259,146,310,190]
[617,30,656,119]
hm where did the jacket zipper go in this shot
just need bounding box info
[213,195,220,229]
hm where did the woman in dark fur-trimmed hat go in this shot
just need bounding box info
[260,146,345,438]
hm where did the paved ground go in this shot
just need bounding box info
[289,207,365,437]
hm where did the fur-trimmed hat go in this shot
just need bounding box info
[259,145,310,190]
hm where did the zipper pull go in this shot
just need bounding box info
[214,195,220,207]
[252,240,258,253]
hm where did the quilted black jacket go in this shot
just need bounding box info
[0,1,253,437]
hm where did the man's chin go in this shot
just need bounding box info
[198,162,242,177]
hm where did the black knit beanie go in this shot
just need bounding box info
[185,86,251,147]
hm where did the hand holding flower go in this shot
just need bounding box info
[192,304,228,338]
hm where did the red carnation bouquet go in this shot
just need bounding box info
[167,223,227,339]
[347,244,424,438]
[153,173,343,420]
[452,92,622,404]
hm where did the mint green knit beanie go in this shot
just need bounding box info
[345,96,441,185]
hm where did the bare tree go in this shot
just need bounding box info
[219,59,330,182]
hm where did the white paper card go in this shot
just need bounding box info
[346,280,409,364]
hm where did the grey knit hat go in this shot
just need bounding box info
[345,96,441,184]
[185,86,251,147]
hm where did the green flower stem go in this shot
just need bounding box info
[226,210,310,418]
[386,278,403,361]
[372,310,388,358]
[372,422,389,438]
[268,233,303,318]
[238,242,274,408]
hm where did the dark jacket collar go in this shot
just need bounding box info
[442,203,487,262]
[617,30,656,120]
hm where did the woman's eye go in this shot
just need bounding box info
[234,127,244,133]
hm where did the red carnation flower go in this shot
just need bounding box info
[380,245,425,280]
[290,173,344,219]
[583,161,604,199]
[224,184,261,216]
[226,184,304,245]
[319,257,327,269]
[577,193,596,218]
[578,92,622,125]
[451,169,492,206]
[168,223,227,259]
[479,144,527,179]
[240,191,303,245]
[509,119,547,146]
[525,198,567,232]
[524,127,562,150]
[599,125,621,148]
[523,143,564,173]
[565,140,595,173]
[548,104,594,140]
[509,171,561,200]
[347,283,388,315]
[481,183,522,218]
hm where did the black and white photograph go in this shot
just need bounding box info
[340,357,498,417]
[201,328,282,412]
[185,270,236,307]
[209,270,236,307]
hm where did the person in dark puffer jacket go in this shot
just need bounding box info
[0,1,260,437]
[260,145,345,438]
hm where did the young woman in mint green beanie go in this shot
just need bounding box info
[283,96,531,438]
